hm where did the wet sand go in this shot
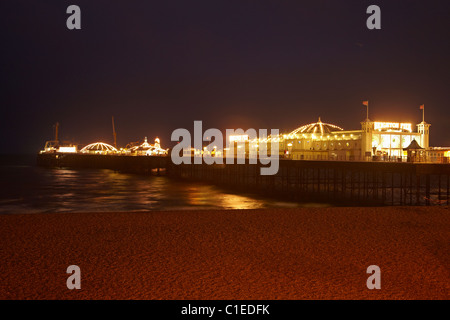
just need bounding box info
[0,207,449,299]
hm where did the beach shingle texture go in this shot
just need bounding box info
[0,207,449,299]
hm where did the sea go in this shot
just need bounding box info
[0,155,321,214]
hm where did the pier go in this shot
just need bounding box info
[37,153,450,206]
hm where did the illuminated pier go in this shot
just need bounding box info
[40,136,168,156]
[37,135,169,174]
[36,114,450,206]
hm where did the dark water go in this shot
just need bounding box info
[0,155,320,214]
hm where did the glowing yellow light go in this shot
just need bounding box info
[290,119,343,135]
[374,122,412,132]
[81,142,118,153]
[58,146,77,153]
[229,135,249,142]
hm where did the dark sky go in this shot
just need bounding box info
[1,0,449,153]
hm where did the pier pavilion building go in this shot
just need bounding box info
[277,118,429,161]
[231,117,444,162]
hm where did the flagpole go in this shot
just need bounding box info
[367,102,369,121]
[362,101,369,121]
[422,104,425,123]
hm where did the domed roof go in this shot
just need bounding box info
[289,117,344,135]
[131,137,161,151]
[133,137,151,150]
[80,142,118,153]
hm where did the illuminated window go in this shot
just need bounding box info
[381,135,390,149]
[402,135,411,148]
[391,135,400,148]
[372,135,380,148]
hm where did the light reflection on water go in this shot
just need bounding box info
[0,163,318,214]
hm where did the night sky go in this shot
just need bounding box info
[1,0,449,153]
